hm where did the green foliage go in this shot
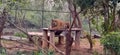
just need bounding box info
[101,22,110,34]
[0,47,55,55]
[14,32,27,38]
[7,0,30,9]
[75,0,95,11]
[33,50,54,55]
[33,51,43,55]
[47,50,54,55]
[0,0,30,11]
[0,47,6,55]
[101,13,118,34]
[93,50,101,55]
[101,32,120,55]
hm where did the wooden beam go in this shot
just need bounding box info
[75,31,80,50]
[49,30,55,51]
[42,30,49,50]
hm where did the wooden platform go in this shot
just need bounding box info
[42,28,81,50]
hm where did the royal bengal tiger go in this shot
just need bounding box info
[50,19,69,30]
[49,19,70,44]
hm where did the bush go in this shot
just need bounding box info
[14,32,27,38]
[0,47,6,55]
[101,32,120,55]
[33,50,54,55]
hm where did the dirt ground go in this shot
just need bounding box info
[1,37,103,55]
[73,39,103,55]
[55,38,103,55]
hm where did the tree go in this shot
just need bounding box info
[0,9,7,47]
[0,0,35,44]
[65,0,83,55]
[95,0,120,34]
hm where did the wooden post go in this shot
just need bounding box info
[42,30,49,49]
[58,36,64,45]
[38,36,42,48]
[75,31,80,50]
[49,30,55,51]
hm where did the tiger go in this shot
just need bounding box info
[50,19,70,30]
[49,19,70,44]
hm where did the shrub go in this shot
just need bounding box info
[93,50,100,55]
[101,32,120,55]
[14,32,27,38]
[33,50,54,55]
[0,47,6,55]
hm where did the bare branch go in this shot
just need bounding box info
[40,36,65,55]
[6,19,34,43]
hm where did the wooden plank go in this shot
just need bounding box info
[28,32,43,36]
[49,30,55,51]
[42,30,49,49]
[75,31,80,50]
[42,28,81,31]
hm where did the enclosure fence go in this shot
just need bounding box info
[6,0,72,28]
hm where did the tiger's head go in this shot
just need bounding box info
[51,19,58,28]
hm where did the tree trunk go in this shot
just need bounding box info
[102,2,110,34]
[111,4,116,31]
[87,16,93,50]
[117,10,120,28]
[0,9,7,47]
[66,0,82,55]
[65,31,73,55]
